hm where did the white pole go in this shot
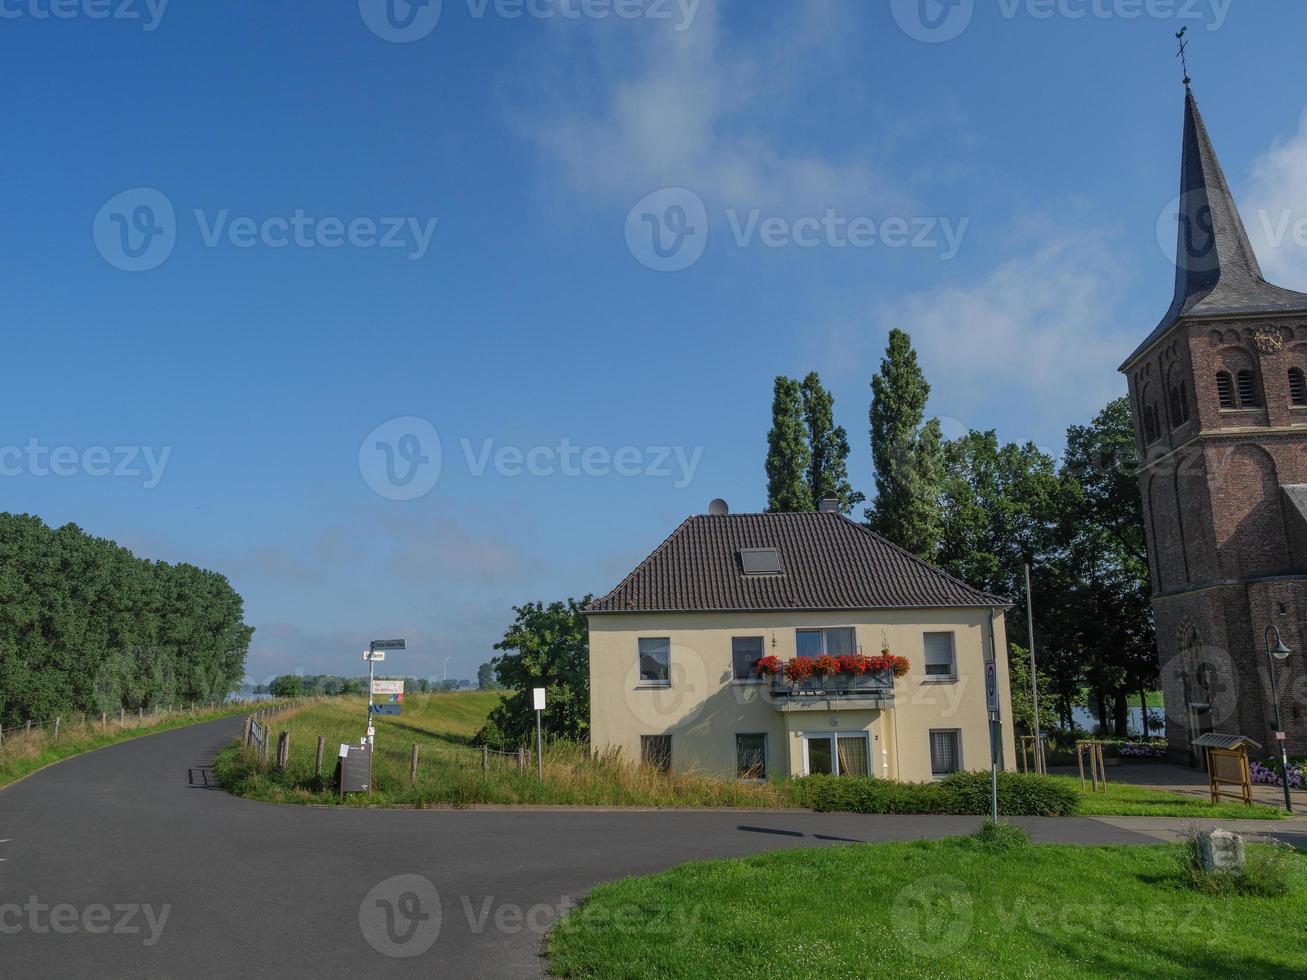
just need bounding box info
[535,708,544,781]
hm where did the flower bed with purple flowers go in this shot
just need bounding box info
[1117,741,1168,759]
[1251,759,1306,790]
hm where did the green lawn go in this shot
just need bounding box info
[0,701,276,791]
[1046,774,1285,820]
[548,838,1307,979]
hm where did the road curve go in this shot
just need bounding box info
[0,716,1157,979]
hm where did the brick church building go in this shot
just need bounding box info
[1121,84,1307,766]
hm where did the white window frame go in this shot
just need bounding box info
[929,728,963,778]
[923,631,957,681]
[800,732,871,778]
[731,636,766,684]
[637,637,672,688]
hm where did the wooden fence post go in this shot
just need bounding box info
[276,731,289,769]
[410,743,419,784]
[517,747,527,770]
[101,712,107,728]
[482,746,489,772]
[119,709,125,725]
[53,718,60,741]
[26,720,32,736]
[315,736,325,777]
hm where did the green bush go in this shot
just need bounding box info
[792,770,1079,817]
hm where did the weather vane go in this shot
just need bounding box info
[1176,27,1192,87]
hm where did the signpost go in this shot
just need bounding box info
[373,704,402,717]
[372,679,404,696]
[364,638,406,751]
[533,687,546,781]
[340,742,372,795]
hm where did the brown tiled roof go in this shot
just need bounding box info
[587,512,1007,614]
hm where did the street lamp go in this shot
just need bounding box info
[1264,626,1294,814]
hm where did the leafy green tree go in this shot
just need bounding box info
[477,660,504,691]
[269,675,305,697]
[476,597,593,749]
[765,377,813,513]
[867,330,944,560]
[800,372,865,515]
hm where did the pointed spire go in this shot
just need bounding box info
[1122,88,1307,369]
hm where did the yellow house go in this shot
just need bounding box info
[587,506,1018,782]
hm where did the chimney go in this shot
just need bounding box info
[708,498,730,516]
[818,495,840,514]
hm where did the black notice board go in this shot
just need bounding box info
[340,743,373,793]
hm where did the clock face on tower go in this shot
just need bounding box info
[1252,328,1285,356]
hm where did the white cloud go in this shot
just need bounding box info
[1245,109,1307,290]
[521,0,903,215]
[872,226,1132,449]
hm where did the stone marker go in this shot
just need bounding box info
[1198,829,1245,873]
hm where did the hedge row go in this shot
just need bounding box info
[790,770,1080,817]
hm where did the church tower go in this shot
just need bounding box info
[1121,84,1307,765]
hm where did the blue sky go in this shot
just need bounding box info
[4,0,1307,683]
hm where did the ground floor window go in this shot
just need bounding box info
[736,733,767,779]
[802,733,869,777]
[641,734,671,773]
[930,729,961,776]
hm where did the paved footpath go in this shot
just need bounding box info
[0,717,1277,980]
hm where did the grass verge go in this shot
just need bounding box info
[548,836,1307,979]
[0,702,278,791]
[214,695,1289,817]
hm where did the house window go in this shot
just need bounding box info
[736,733,767,779]
[1236,369,1259,408]
[637,638,671,687]
[795,627,856,657]
[1216,371,1236,409]
[803,733,870,777]
[731,637,765,681]
[923,632,957,679]
[930,730,962,776]
[641,735,671,773]
[1290,368,1307,407]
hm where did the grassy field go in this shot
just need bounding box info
[1047,774,1285,820]
[0,701,277,791]
[214,694,787,808]
[548,837,1307,979]
[215,693,1285,817]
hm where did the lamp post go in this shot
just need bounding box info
[1264,625,1294,814]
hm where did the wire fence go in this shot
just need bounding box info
[0,698,270,752]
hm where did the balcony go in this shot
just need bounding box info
[769,669,895,711]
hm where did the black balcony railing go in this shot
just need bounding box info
[770,669,895,699]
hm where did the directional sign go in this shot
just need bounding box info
[387,693,404,704]
[372,679,404,696]
[372,704,402,716]
[370,639,407,651]
[533,687,547,711]
[985,660,1000,715]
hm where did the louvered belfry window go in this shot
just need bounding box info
[1216,371,1236,410]
[1290,368,1307,407]
[1235,369,1259,407]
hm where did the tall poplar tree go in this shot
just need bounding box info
[800,372,864,514]
[765,376,813,513]
[867,329,944,560]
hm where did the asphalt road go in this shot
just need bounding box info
[0,716,1158,979]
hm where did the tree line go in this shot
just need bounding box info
[263,674,465,697]
[766,330,1154,736]
[0,513,254,727]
